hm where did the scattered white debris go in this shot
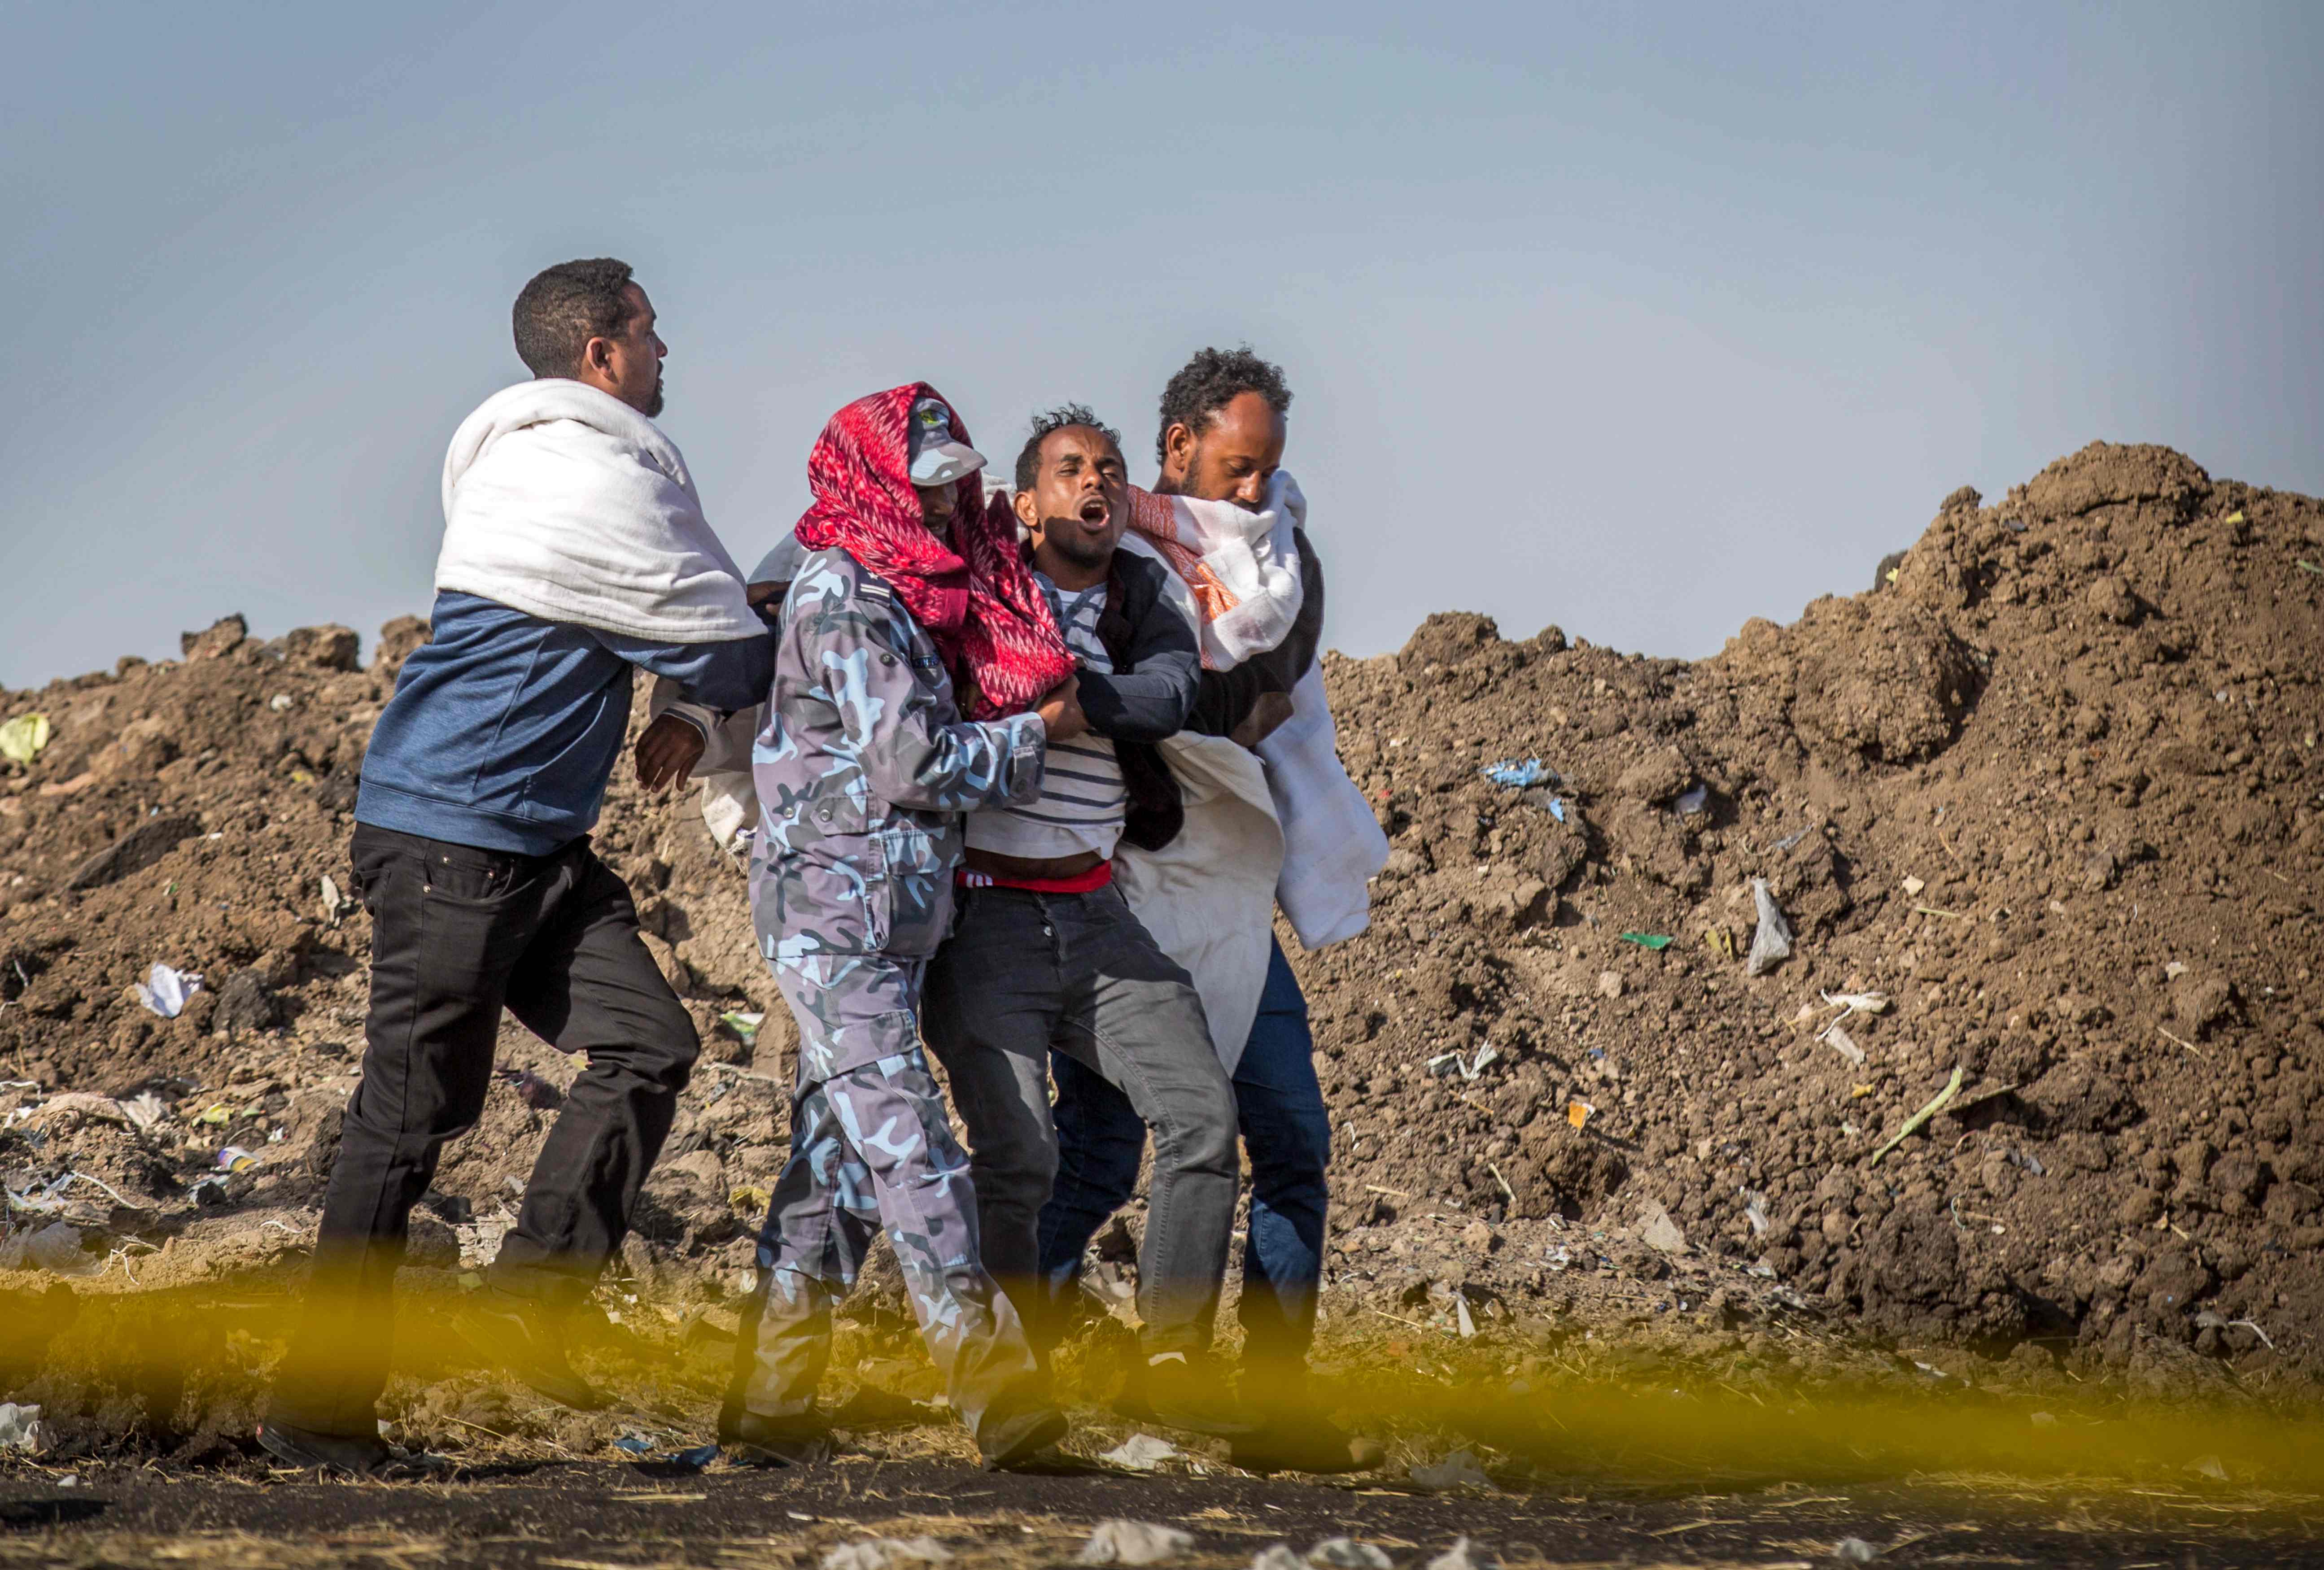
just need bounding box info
[1099,1433,1181,1472]
[1454,1295,1476,1338]
[2165,960,2188,980]
[1832,1538,1882,1564]
[1741,1189,1771,1236]
[2189,1453,2229,1482]
[1308,1540,1394,1570]
[1638,1199,1690,1256]
[1425,1042,1501,1081]
[1745,878,1793,976]
[0,1403,41,1452]
[1076,1520,1196,1565]
[134,963,202,1018]
[1824,1024,1867,1066]
[1408,1450,1492,1492]
[1251,1548,1307,1570]
[1820,990,1890,1015]
[119,1090,169,1131]
[822,1538,954,1570]
[1424,1540,1497,1570]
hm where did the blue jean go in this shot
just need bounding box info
[1038,937,1331,1367]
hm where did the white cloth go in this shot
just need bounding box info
[1112,734,1285,1073]
[1127,472,1306,669]
[1258,665,1387,949]
[436,379,758,644]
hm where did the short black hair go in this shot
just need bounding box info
[1014,404,1123,493]
[1155,345,1292,462]
[512,258,640,379]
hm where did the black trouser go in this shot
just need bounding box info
[271,823,699,1435]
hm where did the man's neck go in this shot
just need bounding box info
[1151,470,1186,498]
[1031,542,1109,592]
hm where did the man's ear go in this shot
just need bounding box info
[581,335,616,378]
[1162,420,1197,480]
[1011,487,1040,537]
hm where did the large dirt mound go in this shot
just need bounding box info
[3,442,2320,1391]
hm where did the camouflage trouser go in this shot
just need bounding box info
[726,953,1039,1439]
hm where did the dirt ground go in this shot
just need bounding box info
[8,1457,2324,1570]
[1,441,2322,1558]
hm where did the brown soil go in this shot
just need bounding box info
[2,440,2320,1406]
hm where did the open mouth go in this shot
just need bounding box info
[1076,497,1111,530]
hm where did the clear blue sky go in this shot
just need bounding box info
[5,2,2318,686]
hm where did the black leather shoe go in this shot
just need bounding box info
[1230,1413,1387,1475]
[1136,1352,1256,1438]
[256,1418,396,1478]
[719,1410,834,1468]
[976,1381,1069,1471]
[456,1295,607,1411]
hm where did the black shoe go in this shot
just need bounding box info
[1135,1352,1256,1438]
[976,1381,1069,1471]
[719,1410,834,1468]
[1231,1413,1387,1475]
[256,1418,396,1478]
[456,1294,607,1411]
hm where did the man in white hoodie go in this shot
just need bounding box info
[262,259,773,1476]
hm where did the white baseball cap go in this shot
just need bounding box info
[908,396,987,486]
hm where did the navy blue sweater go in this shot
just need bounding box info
[355,591,774,855]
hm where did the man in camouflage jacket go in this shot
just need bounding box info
[721,394,1082,1470]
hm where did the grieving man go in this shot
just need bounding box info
[923,407,1249,1437]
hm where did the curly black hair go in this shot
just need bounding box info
[1013,403,1123,493]
[512,257,640,379]
[1154,345,1292,462]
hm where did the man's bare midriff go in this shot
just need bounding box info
[962,846,1105,881]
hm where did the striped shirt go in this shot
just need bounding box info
[965,573,1125,860]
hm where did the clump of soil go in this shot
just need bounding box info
[2,442,2320,1399]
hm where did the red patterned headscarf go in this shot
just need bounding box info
[794,384,1074,720]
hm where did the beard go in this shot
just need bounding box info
[1041,523,1116,572]
[643,377,665,419]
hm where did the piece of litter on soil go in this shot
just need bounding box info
[1455,1295,1476,1338]
[1832,1539,1882,1564]
[215,1145,260,1173]
[0,1404,40,1451]
[1546,797,1566,823]
[823,1538,955,1570]
[1820,990,1890,1015]
[197,1103,230,1125]
[1638,1199,1690,1255]
[2189,1453,2229,1481]
[1900,874,1926,897]
[1099,1433,1180,1471]
[1745,878,1793,976]
[730,1184,773,1213]
[1566,1099,1593,1130]
[119,1090,168,1131]
[1673,784,1710,816]
[720,1010,764,1045]
[1408,1450,1492,1491]
[1426,1042,1500,1081]
[1742,1190,1771,1236]
[1824,1024,1866,1066]
[0,714,50,766]
[1308,1540,1394,1570]
[1252,1548,1308,1570]
[26,1221,95,1276]
[1077,1520,1197,1566]
[133,963,203,1018]
[2164,959,2188,980]
[1617,932,1673,950]
[1773,826,1811,852]
[1870,1064,1967,1165]
[1424,1540,1496,1570]
[319,874,354,924]
[1479,758,1551,789]
[613,1435,654,1456]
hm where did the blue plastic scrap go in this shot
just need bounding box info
[1481,757,1553,789]
[613,1435,654,1456]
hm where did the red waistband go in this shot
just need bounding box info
[957,860,1115,895]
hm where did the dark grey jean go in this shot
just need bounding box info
[923,882,1237,1357]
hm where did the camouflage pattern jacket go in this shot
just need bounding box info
[750,546,1047,966]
